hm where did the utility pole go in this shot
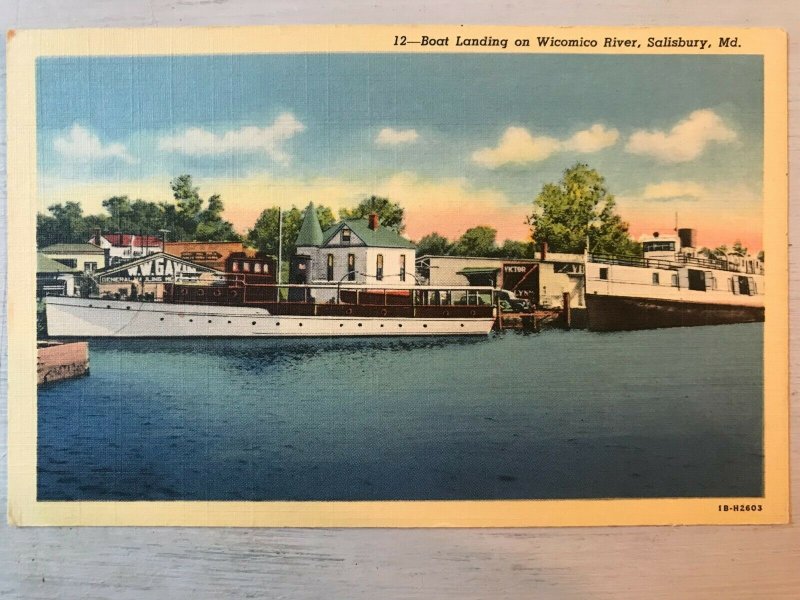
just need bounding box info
[277,207,283,285]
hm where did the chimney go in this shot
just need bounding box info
[368,212,379,231]
[540,241,548,261]
[92,227,101,246]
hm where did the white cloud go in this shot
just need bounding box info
[625,109,737,163]
[472,124,618,168]
[562,124,620,153]
[53,124,136,164]
[158,112,305,165]
[641,181,708,202]
[375,127,419,145]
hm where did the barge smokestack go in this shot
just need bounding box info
[368,212,379,230]
[540,241,548,261]
[678,228,697,249]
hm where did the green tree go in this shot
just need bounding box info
[498,239,536,259]
[528,163,640,255]
[195,194,240,241]
[713,245,729,258]
[340,195,405,233]
[451,226,498,257]
[102,196,134,232]
[45,202,88,244]
[732,240,748,256]
[415,232,451,256]
[160,174,239,241]
[36,213,61,248]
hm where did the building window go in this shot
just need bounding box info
[327,253,334,281]
[652,272,659,285]
[85,262,98,273]
[342,227,351,243]
[55,258,78,269]
[254,263,262,273]
[671,273,679,287]
[599,267,608,280]
[348,254,355,281]
[376,254,384,281]
[400,254,406,282]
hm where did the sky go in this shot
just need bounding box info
[37,53,764,250]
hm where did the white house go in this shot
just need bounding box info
[291,203,417,289]
[88,230,163,265]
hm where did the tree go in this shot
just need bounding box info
[498,239,536,259]
[732,240,748,257]
[340,195,405,233]
[528,163,640,255]
[415,232,452,256]
[37,213,61,248]
[451,226,498,257]
[44,202,88,244]
[195,194,240,241]
[102,196,134,232]
[757,250,764,262]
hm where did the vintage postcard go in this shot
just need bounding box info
[6,25,788,526]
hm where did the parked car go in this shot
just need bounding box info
[495,290,531,312]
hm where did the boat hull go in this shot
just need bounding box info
[586,294,765,332]
[44,297,495,337]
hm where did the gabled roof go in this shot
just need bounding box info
[295,202,324,247]
[41,243,105,254]
[98,233,164,248]
[321,219,416,249]
[97,252,224,277]
[37,253,77,273]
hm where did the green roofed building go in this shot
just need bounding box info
[292,202,416,287]
[40,243,107,273]
[37,252,78,297]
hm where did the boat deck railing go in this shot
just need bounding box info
[589,252,760,274]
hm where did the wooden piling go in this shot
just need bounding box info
[562,292,572,329]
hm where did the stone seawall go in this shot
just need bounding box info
[37,341,90,385]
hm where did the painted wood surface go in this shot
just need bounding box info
[2,1,798,597]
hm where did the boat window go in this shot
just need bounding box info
[599,267,608,280]
[652,272,659,285]
[376,254,384,281]
[327,254,334,282]
[748,277,757,295]
[643,241,676,252]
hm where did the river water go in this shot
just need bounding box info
[38,323,763,500]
